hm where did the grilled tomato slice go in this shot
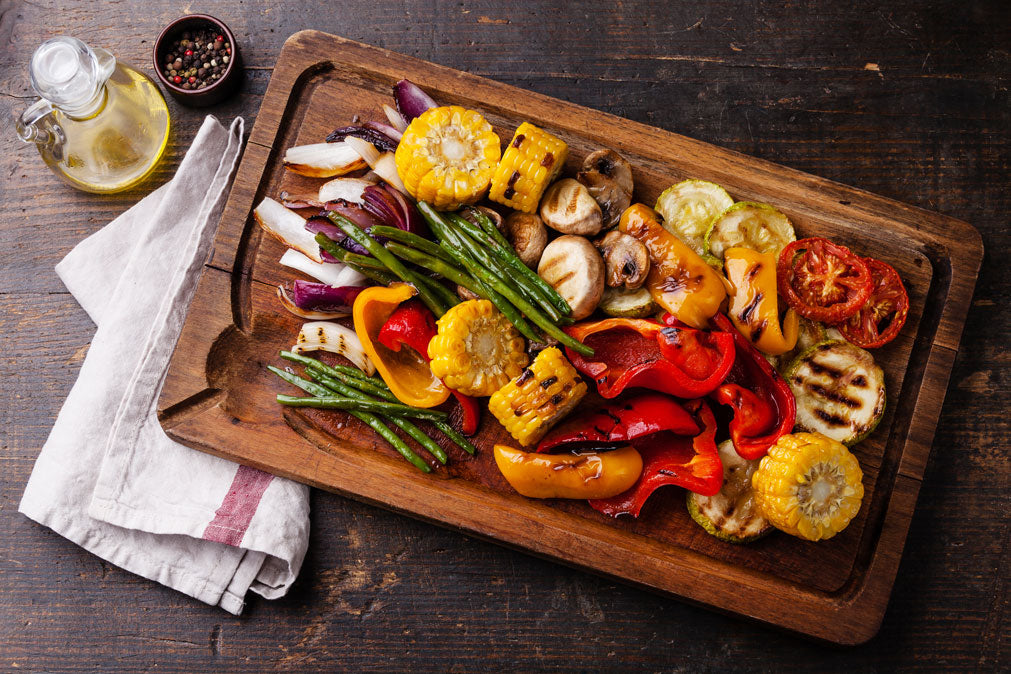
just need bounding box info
[777,237,872,322]
[836,258,909,348]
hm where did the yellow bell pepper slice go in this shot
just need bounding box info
[353,283,450,408]
[619,203,727,328]
[493,444,643,499]
[724,247,799,356]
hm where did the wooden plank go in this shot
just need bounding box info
[157,31,983,644]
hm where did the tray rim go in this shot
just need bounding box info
[160,30,984,644]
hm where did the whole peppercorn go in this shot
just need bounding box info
[164,25,234,91]
[173,75,182,84]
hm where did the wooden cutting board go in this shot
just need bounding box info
[158,30,982,644]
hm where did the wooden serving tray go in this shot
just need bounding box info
[159,31,982,644]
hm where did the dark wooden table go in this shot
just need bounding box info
[1,1,1006,670]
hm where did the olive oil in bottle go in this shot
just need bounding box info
[16,37,171,193]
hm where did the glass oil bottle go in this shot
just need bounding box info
[16,37,171,193]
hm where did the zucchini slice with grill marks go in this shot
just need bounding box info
[598,286,658,318]
[784,340,886,446]
[705,201,796,260]
[687,440,772,544]
[655,179,734,255]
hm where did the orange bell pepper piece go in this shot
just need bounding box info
[353,283,450,408]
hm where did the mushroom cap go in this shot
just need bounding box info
[581,149,634,197]
[537,235,605,320]
[503,211,548,268]
[595,230,650,290]
[539,178,603,236]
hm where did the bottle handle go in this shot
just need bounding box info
[16,99,65,159]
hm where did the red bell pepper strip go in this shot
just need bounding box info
[589,398,724,516]
[378,298,481,435]
[709,312,796,460]
[377,298,437,356]
[564,318,735,399]
[451,391,481,436]
[535,392,700,453]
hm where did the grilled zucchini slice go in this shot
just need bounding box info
[655,180,734,255]
[705,201,796,260]
[687,440,772,544]
[784,340,886,446]
[771,316,827,374]
[598,286,658,318]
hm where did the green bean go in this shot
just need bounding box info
[466,205,513,250]
[446,214,563,323]
[268,366,429,472]
[454,211,572,318]
[412,272,460,310]
[307,368,448,465]
[276,394,450,422]
[319,219,446,317]
[280,352,477,456]
[387,238,540,343]
[422,205,593,356]
[369,225,456,264]
[280,350,381,386]
[347,262,398,286]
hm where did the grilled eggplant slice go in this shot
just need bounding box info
[687,440,772,544]
[784,340,886,446]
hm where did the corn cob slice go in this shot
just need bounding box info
[489,347,587,446]
[751,432,865,541]
[427,299,528,397]
[394,106,501,209]
[489,122,569,213]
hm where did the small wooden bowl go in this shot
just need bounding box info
[152,14,241,107]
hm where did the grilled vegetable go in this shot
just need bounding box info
[752,432,865,541]
[687,440,772,544]
[777,237,872,323]
[836,257,909,348]
[577,149,634,229]
[706,202,796,260]
[493,444,642,499]
[724,247,799,356]
[595,230,650,290]
[597,286,657,318]
[353,283,450,408]
[771,316,827,373]
[344,137,408,195]
[488,347,587,446]
[537,235,605,320]
[318,176,374,205]
[489,122,569,213]
[539,178,603,235]
[502,212,548,268]
[618,203,727,329]
[784,340,886,446]
[282,141,367,178]
[293,321,375,375]
[655,179,734,255]
[254,197,326,263]
[427,299,529,397]
[394,106,501,209]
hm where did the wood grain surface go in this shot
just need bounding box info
[1,0,1007,670]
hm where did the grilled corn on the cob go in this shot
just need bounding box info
[751,432,864,541]
[427,299,528,397]
[395,106,501,209]
[489,347,587,446]
[489,122,568,213]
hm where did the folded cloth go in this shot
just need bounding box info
[20,116,311,615]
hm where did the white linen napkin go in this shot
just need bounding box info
[19,116,311,615]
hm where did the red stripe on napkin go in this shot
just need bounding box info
[202,465,275,546]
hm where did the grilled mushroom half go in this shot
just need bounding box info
[539,178,603,236]
[595,230,650,290]
[577,149,634,229]
[537,235,605,320]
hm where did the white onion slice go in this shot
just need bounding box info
[318,176,374,205]
[383,104,409,133]
[335,265,368,287]
[279,249,347,287]
[276,286,349,320]
[255,197,324,263]
[283,141,367,178]
[293,321,375,375]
